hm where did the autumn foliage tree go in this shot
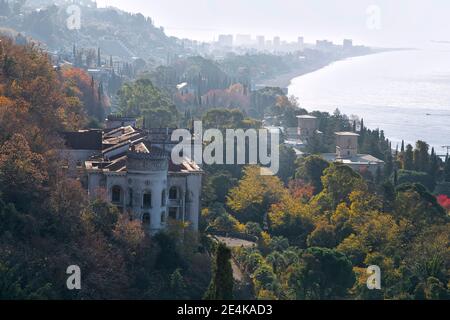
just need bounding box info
[227,166,286,225]
[0,38,210,299]
[61,67,108,123]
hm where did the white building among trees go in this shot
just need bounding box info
[61,118,203,233]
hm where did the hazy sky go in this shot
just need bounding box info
[96,0,450,47]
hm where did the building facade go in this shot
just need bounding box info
[321,132,384,174]
[297,115,318,142]
[294,117,384,174]
[62,119,203,233]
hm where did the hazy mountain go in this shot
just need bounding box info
[0,0,188,65]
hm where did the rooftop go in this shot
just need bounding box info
[61,130,102,150]
[321,153,384,164]
[296,115,317,119]
[85,125,202,174]
[335,131,360,136]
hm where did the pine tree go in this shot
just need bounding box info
[204,243,233,300]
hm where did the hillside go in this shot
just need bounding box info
[0,0,188,65]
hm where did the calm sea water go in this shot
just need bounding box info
[289,45,450,154]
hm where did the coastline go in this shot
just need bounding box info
[257,49,398,90]
[283,46,448,153]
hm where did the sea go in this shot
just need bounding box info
[288,44,450,155]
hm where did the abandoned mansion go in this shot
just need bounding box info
[60,116,203,233]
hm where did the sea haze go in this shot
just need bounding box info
[289,44,450,154]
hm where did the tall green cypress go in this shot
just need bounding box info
[384,150,393,178]
[428,148,439,183]
[444,156,450,182]
[204,243,234,300]
[404,144,414,170]
[97,47,101,67]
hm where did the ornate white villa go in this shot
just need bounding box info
[60,116,203,233]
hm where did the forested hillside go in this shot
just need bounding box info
[0,37,210,299]
[0,0,186,64]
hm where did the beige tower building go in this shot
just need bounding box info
[321,131,384,175]
[297,115,318,141]
[335,132,359,159]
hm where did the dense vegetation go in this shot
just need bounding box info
[1,28,449,300]
[203,161,449,299]
[197,89,450,301]
[0,37,211,299]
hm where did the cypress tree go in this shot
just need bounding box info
[204,243,234,300]
[97,47,101,67]
[384,150,393,178]
[444,156,450,182]
[428,148,439,183]
[404,144,414,170]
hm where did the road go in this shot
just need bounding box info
[214,236,256,248]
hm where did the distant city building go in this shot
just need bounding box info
[343,39,353,50]
[297,36,304,50]
[316,39,334,51]
[256,35,265,49]
[235,34,252,47]
[273,36,281,48]
[218,34,233,47]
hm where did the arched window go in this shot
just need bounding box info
[143,192,152,208]
[142,212,150,225]
[111,186,122,203]
[169,207,177,220]
[161,189,166,206]
[169,186,178,200]
[161,211,166,224]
